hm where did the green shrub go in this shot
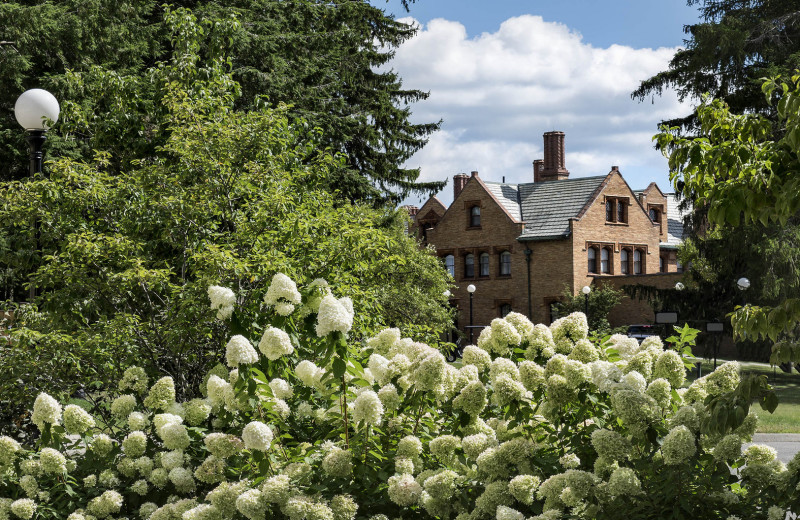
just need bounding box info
[0,274,793,520]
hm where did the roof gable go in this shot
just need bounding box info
[518,176,607,240]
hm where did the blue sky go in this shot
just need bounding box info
[368,1,703,206]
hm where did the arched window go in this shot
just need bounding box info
[470,206,481,227]
[479,253,490,277]
[634,249,643,274]
[620,249,630,274]
[601,247,611,274]
[588,247,598,274]
[465,254,475,277]
[444,255,455,277]
[499,303,512,318]
[499,251,511,276]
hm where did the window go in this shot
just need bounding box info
[499,251,511,276]
[620,249,630,274]
[465,254,475,277]
[548,301,560,324]
[649,208,660,222]
[601,247,611,274]
[470,206,481,227]
[479,253,490,277]
[676,259,683,273]
[605,197,628,223]
[634,249,643,274]
[588,247,598,274]
[499,303,512,318]
[444,255,455,277]
[660,255,667,273]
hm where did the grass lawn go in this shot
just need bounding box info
[691,359,800,433]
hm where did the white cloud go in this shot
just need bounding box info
[390,15,693,206]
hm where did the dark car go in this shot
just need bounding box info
[627,324,660,343]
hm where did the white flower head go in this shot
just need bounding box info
[264,273,302,307]
[259,327,294,360]
[226,335,259,367]
[208,285,236,320]
[242,421,273,451]
[352,390,383,427]
[316,294,354,337]
[32,392,62,430]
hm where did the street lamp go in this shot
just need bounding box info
[467,284,476,343]
[581,285,591,318]
[14,89,59,177]
[737,277,750,306]
[675,282,685,291]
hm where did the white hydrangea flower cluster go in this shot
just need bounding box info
[208,285,236,320]
[315,294,354,337]
[225,335,259,367]
[264,273,302,316]
[31,392,62,430]
[259,327,295,360]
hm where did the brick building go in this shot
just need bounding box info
[408,131,688,336]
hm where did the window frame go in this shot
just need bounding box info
[498,302,512,318]
[499,251,512,276]
[469,205,481,227]
[601,246,611,274]
[633,249,643,274]
[464,253,475,278]
[479,252,490,277]
[444,254,455,277]
[588,246,598,274]
[620,248,630,275]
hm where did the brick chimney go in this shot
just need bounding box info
[540,131,569,181]
[404,205,419,219]
[533,159,544,182]
[453,173,469,200]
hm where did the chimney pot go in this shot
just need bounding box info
[471,170,479,177]
[540,131,569,181]
[453,173,469,201]
[533,159,544,182]
[611,165,619,172]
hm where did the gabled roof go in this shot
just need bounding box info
[517,176,608,240]
[664,194,690,249]
[484,183,522,222]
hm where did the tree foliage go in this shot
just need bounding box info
[632,0,800,132]
[656,74,800,356]
[0,0,442,203]
[0,9,452,434]
[555,284,624,335]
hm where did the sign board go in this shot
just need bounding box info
[707,322,724,332]
[655,312,678,324]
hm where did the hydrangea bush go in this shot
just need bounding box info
[0,274,794,519]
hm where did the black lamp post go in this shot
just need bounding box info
[581,285,591,321]
[14,89,59,301]
[14,89,59,178]
[467,284,476,343]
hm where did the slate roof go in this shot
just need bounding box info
[664,194,690,249]
[484,182,522,222]
[516,176,607,240]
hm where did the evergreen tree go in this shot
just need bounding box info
[0,0,442,203]
[632,0,800,132]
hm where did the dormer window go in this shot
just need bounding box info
[605,197,628,224]
[470,206,481,227]
[649,208,660,222]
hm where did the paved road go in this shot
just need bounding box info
[749,433,800,464]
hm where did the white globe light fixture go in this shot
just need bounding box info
[467,284,476,293]
[14,89,60,178]
[14,89,60,131]
[675,282,685,291]
[737,277,751,291]
[581,285,591,318]
[581,285,591,295]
